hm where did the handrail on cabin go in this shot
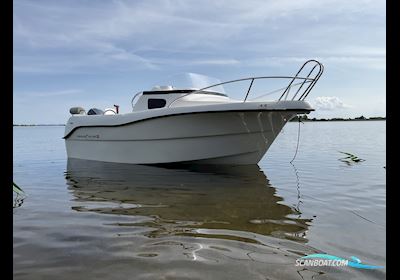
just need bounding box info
[131,91,143,109]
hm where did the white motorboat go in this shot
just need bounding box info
[64,60,323,165]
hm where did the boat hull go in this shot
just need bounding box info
[65,111,297,165]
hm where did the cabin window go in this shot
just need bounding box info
[148,98,166,109]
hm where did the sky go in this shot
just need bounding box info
[13,0,386,124]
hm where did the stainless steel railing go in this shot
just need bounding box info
[167,60,323,108]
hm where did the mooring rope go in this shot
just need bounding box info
[290,117,302,163]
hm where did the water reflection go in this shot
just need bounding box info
[290,162,303,216]
[65,159,311,242]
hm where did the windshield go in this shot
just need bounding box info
[153,72,225,93]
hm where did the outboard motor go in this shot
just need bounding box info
[104,108,117,115]
[87,108,104,115]
[69,107,86,115]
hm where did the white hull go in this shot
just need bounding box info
[65,110,297,164]
[64,59,323,165]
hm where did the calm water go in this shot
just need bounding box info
[13,121,386,279]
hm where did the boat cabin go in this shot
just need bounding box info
[69,86,233,116]
[131,85,233,111]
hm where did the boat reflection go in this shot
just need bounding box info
[65,159,311,242]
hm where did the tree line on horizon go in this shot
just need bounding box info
[13,115,386,126]
[290,115,386,122]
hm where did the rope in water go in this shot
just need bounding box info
[290,117,302,163]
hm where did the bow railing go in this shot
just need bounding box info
[167,60,323,108]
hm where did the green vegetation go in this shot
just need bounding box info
[338,151,365,166]
[13,182,25,195]
[13,182,26,209]
[339,151,365,162]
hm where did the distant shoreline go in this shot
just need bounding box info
[13,124,66,126]
[290,116,385,122]
[13,117,386,126]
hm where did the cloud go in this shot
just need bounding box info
[13,0,385,74]
[22,89,83,97]
[12,0,385,123]
[191,59,240,65]
[313,96,351,110]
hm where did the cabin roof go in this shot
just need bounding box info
[142,89,227,97]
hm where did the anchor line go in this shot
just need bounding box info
[290,117,302,163]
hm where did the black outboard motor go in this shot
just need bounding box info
[87,108,104,115]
